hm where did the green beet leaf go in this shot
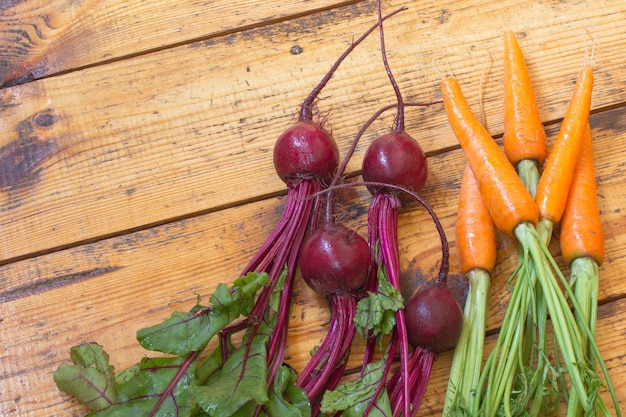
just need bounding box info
[190,268,295,417]
[354,265,403,344]
[55,272,270,416]
[320,353,392,417]
[136,272,269,355]
[194,342,226,385]
[264,365,311,417]
[86,355,198,417]
[54,343,118,412]
[190,329,270,416]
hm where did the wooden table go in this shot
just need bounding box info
[1,0,625,415]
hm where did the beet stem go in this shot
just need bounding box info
[219,179,321,405]
[363,330,399,415]
[377,193,411,417]
[147,350,200,417]
[298,293,357,414]
[388,347,435,417]
[298,6,407,122]
[315,181,450,284]
[325,101,441,224]
[376,0,405,132]
[361,194,384,367]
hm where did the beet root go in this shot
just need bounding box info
[405,285,463,353]
[273,121,339,186]
[361,131,428,196]
[299,223,370,297]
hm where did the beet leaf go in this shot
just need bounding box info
[54,271,309,417]
[354,261,403,347]
[100,355,198,417]
[136,272,269,355]
[53,343,118,412]
[265,365,311,417]
[320,351,393,417]
[190,327,270,416]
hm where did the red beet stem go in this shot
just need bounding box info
[376,0,405,132]
[362,330,399,416]
[220,179,320,389]
[375,193,411,417]
[388,347,435,417]
[298,6,407,122]
[297,293,357,415]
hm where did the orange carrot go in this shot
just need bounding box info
[444,162,495,415]
[456,163,498,274]
[560,123,605,265]
[502,31,552,414]
[535,65,594,224]
[443,75,617,417]
[441,76,538,237]
[503,30,547,167]
[560,122,613,415]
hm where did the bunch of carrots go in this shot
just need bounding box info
[442,30,620,416]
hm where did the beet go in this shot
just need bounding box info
[356,3,431,415]
[362,131,428,195]
[299,223,370,296]
[258,8,408,415]
[296,222,369,414]
[217,11,407,414]
[273,121,339,186]
[405,285,463,353]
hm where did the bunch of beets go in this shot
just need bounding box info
[53,3,464,417]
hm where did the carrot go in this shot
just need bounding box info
[502,30,547,200]
[441,76,538,238]
[456,163,498,274]
[502,30,555,414]
[443,163,495,416]
[559,123,619,416]
[442,75,617,417]
[560,123,605,265]
[503,30,547,170]
[535,65,594,240]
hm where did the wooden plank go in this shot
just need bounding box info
[0,0,358,86]
[2,0,626,262]
[1,109,625,416]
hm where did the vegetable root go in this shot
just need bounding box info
[443,163,496,416]
[442,74,618,416]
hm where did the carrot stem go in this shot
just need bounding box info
[566,256,599,417]
[443,268,490,416]
[520,223,620,416]
[444,164,495,416]
[516,159,541,199]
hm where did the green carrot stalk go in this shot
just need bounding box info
[443,164,496,416]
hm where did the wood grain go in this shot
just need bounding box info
[2,0,626,262]
[0,0,359,86]
[1,0,626,415]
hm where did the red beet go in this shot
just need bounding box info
[357,3,430,415]
[299,223,370,296]
[297,222,370,415]
[361,131,427,195]
[218,11,407,415]
[405,285,463,353]
[273,121,339,186]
